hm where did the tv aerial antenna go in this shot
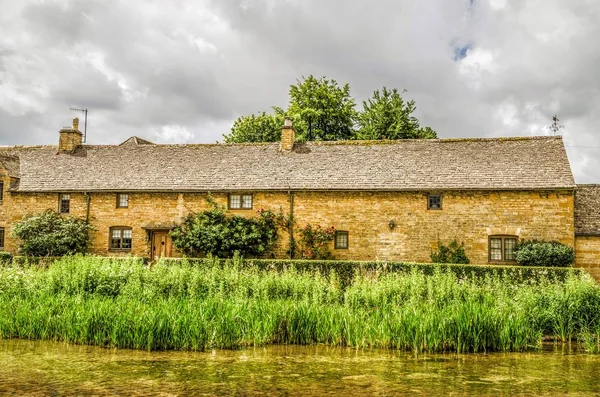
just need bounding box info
[70,107,88,143]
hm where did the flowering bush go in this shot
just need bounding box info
[297,224,335,260]
[171,197,281,258]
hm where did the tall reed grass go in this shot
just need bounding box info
[0,256,598,353]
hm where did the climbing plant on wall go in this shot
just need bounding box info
[296,224,336,260]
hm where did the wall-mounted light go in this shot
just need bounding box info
[388,220,396,230]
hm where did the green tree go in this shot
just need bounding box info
[223,112,284,143]
[224,76,436,143]
[356,87,437,140]
[12,210,94,256]
[284,75,357,141]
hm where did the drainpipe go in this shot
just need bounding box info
[84,192,91,223]
[288,191,294,259]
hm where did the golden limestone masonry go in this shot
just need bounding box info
[0,117,597,276]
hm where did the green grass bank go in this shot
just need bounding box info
[0,256,599,353]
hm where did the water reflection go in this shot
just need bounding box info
[0,339,598,396]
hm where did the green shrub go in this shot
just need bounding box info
[0,252,12,266]
[12,256,58,268]
[159,258,582,289]
[170,196,281,258]
[12,210,94,256]
[431,240,470,264]
[515,240,575,267]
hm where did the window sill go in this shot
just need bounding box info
[109,249,132,253]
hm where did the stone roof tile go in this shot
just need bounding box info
[575,184,600,235]
[0,136,576,193]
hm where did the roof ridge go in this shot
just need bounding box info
[0,136,562,150]
[0,145,56,150]
[306,136,562,146]
[91,142,279,148]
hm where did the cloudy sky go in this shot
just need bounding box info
[1,0,599,182]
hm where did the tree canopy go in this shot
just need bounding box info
[223,112,284,143]
[356,87,437,140]
[223,75,436,142]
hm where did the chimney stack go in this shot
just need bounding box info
[58,117,83,152]
[281,117,295,152]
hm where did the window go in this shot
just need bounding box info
[110,227,132,251]
[335,231,349,249]
[117,193,129,208]
[229,194,253,209]
[0,228,4,250]
[59,194,70,214]
[489,236,518,262]
[428,194,442,210]
[0,181,4,203]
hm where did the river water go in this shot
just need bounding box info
[0,339,598,396]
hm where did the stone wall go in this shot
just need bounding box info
[292,190,574,263]
[575,236,600,280]
[0,184,575,263]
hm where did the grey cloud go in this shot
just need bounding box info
[1,0,600,182]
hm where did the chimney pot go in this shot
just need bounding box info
[284,117,293,128]
[73,117,80,131]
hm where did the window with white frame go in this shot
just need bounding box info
[489,236,517,262]
[117,193,129,208]
[334,231,349,249]
[229,194,253,209]
[110,227,133,251]
[59,194,71,214]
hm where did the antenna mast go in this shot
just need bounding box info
[548,114,564,136]
[70,107,88,142]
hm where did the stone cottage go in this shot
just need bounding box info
[0,117,598,273]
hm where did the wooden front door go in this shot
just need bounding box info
[152,231,173,260]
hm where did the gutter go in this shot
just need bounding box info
[7,187,579,193]
[288,190,295,259]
